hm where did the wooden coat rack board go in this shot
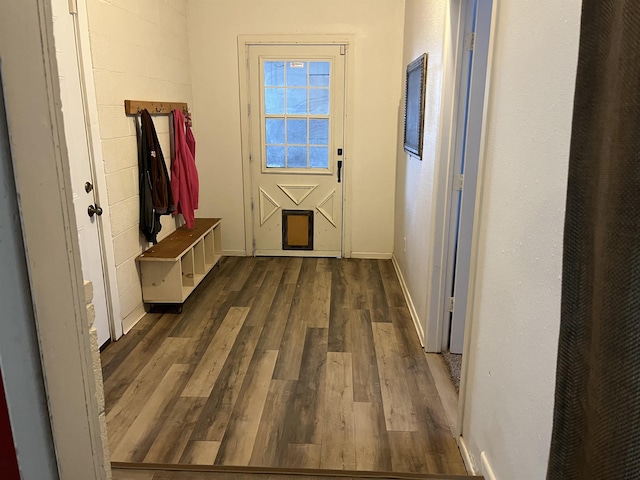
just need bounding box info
[124,99,188,115]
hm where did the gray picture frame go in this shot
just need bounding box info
[403,53,428,160]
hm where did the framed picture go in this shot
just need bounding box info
[403,53,428,159]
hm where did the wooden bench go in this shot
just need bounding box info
[136,218,222,311]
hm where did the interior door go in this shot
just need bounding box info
[444,0,491,354]
[248,45,345,257]
[52,3,112,345]
[441,0,476,352]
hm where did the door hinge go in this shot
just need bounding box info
[252,238,256,251]
[465,32,476,51]
[248,104,251,116]
[448,297,455,313]
[68,0,78,14]
[340,45,346,55]
[251,198,255,211]
[454,173,464,191]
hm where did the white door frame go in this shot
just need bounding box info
[238,35,355,257]
[424,0,494,354]
[456,0,497,445]
[1,0,108,477]
[439,0,477,352]
[421,0,497,459]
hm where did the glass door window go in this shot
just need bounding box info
[263,60,331,170]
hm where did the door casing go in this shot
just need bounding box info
[424,0,493,355]
[416,0,496,454]
[238,35,355,257]
[1,0,109,477]
[440,0,477,352]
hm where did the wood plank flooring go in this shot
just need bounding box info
[102,257,466,476]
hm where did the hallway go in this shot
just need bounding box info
[102,257,466,475]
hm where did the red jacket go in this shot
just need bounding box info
[171,109,199,228]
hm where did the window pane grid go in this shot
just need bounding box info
[263,60,331,169]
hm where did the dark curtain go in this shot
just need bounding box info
[547,2,640,478]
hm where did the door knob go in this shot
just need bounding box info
[88,204,103,217]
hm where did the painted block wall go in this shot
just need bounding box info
[84,281,112,480]
[86,0,193,323]
[393,0,447,340]
[461,1,581,479]
[186,0,406,257]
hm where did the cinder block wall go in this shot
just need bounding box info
[84,280,112,480]
[86,0,193,327]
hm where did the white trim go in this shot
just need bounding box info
[237,35,355,258]
[350,252,392,260]
[0,44,60,480]
[438,0,477,353]
[122,304,148,334]
[481,451,498,480]
[255,250,342,258]
[457,0,499,439]
[238,34,355,46]
[341,40,355,259]
[2,0,107,477]
[391,254,424,346]
[222,249,249,256]
[458,436,478,475]
[75,0,123,340]
[237,39,254,256]
[423,0,465,353]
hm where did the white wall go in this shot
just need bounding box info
[86,0,193,325]
[461,1,582,478]
[393,0,583,477]
[393,0,447,339]
[187,0,406,256]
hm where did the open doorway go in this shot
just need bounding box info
[435,0,493,392]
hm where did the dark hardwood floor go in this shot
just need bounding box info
[101,257,466,476]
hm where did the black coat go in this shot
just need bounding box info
[138,109,175,244]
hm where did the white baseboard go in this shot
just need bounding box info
[391,254,424,345]
[222,249,248,256]
[481,451,497,480]
[222,250,393,259]
[458,436,477,475]
[350,251,392,259]
[121,303,147,334]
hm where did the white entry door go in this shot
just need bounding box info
[52,2,112,345]
[248,45,346,256]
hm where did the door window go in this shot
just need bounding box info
[263,60,331,170]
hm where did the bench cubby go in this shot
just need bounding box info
[136,218,222,309]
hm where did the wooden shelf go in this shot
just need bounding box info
[138,218,221,262]
[137,218,223,306]
[124,99,188,116]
